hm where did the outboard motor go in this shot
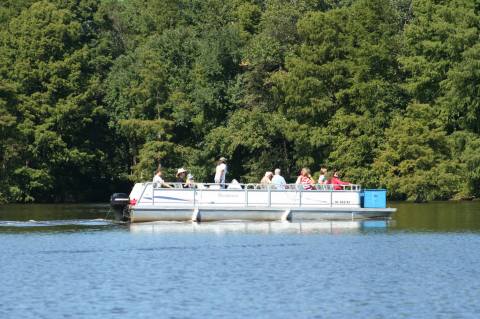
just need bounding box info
[110,193,130,222]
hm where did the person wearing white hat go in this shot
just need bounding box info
[176,168,188,187]
[214,157,227,188]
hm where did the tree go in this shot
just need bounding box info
[440,44,480,134]
[1,0,480,202]
[400,0,479,104]
[0,1,114,201]
[373,103,461,202]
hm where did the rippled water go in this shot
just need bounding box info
[1,202,480,318]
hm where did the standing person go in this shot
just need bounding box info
[214,157,227,188]
[295,168,315,190]
[152,168,172,188]
[318,167,328,184]
[260,171,273,186]
[271,168,287,190]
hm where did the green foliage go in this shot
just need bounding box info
[9,167,53,202]
[373,104,461,202]
[400,0,479,103]
[0,0,114,202]
[440,44,480,133]
[0,0,36,25]
[1,0,480,202]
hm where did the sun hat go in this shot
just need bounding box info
[176,168,187,176]
[219,157,227,162]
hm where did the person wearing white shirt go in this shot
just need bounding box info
[153,169,172,188]
[271,168,287,190]
[214,157,227,188]
[318,167,328,184]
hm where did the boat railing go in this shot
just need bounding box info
[137,182,361,208]
[151,182,361,191]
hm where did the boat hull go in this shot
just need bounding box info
[130,206,395,223]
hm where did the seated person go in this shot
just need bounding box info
[260,171,273,187]
[271,168,287,190]
[327,171,350,190]
[153,169,172,188]
[295,168,315,190]
[227,179,242,189]
[175,168,188,188]
[186,174,195,188]
[318,168,328,184]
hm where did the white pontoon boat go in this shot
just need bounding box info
[110,183,396,223]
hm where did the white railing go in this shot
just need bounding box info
[151,182,361,191]
[136,182,362,208]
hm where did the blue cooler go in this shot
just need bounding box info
[362,189,387,208]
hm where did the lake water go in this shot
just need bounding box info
[1,202,480,318]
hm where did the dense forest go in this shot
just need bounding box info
[1,0,480,203]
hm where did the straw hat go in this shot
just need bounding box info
[176,168,187,176]
[219,157,227,162]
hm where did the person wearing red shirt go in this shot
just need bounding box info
[327,171,350,190]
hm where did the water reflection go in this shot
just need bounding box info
[0,219,115,233]
[0,201,480,233]
[392,201,480,232]
[0,203,108,221]
[0,219,111,227]
[129,220,389,235]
